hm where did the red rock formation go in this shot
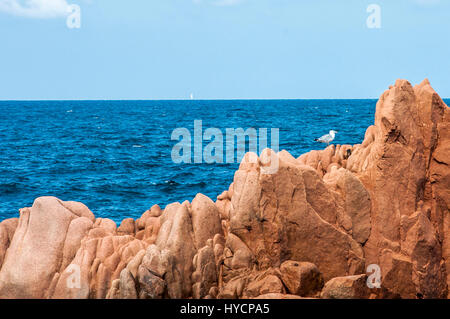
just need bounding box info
[280,261,324,297]
[320,274,370,299]
[298,79,449,298]
[0,79,448,299]
[0,218,18,269]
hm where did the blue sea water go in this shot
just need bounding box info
[0,99,386,223]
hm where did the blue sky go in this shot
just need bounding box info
[0,0,449,99]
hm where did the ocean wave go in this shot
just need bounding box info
[0,98,387,223]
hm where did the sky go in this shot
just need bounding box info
[0,0,449,99]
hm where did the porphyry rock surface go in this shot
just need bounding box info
[320,274,370,299]
[0,79,448,299]
[280,261,324,297]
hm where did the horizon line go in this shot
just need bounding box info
[0,97,384,102]
[1,97,449,102]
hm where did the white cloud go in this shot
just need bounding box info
[0,0,71,18]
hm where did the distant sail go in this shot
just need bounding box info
[190,93,194,100]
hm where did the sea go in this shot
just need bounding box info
[0,99,405,224]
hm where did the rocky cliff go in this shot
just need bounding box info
[0,79,448,299]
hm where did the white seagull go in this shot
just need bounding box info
[315,130,338,146]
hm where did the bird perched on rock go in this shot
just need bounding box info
[315,130,338,146]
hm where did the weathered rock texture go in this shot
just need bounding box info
[0,79,448,299]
